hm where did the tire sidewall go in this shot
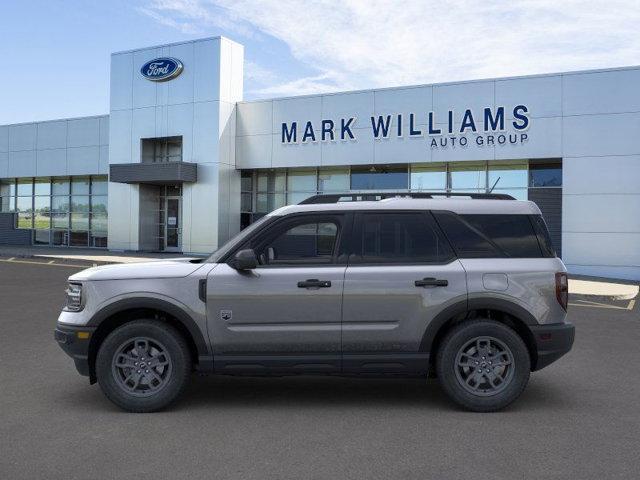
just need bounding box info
[437,320,530,412]
[96,320,191,412]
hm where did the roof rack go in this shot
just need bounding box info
[299,191,515,204]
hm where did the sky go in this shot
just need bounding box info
[1,0,640,124]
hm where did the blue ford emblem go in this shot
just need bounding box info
[140,57,184,82]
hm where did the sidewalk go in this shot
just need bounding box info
[0,245,198,264]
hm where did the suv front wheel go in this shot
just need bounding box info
[436,320,530,412]
[96,320,192,412]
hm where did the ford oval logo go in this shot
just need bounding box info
[140,57,184,82]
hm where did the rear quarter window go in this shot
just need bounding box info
[433,212,551,258]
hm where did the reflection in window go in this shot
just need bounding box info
[6,175,108,248]
[529,162,562,187]
[351,165,408,190]
[410,164,446,191]
[261,221,338,264]
[449,163,486,191]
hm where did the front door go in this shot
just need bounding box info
[341,211,468,374]
[206,213,349,373]
[164,197,181,252]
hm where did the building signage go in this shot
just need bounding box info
[281,105,530,149]
[140,57,184,82]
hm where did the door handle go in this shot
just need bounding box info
[415,277,448,287]
[297,279,332,288]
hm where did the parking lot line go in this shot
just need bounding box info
[0,258,89,269]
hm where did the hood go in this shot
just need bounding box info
[68,258,206,282]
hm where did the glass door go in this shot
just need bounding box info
[164,197,181,251]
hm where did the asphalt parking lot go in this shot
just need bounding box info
[1,258,639,480]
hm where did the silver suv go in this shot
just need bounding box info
[55,192,574,412]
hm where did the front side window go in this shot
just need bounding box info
[254,219,340,265]
[355,212,453,264]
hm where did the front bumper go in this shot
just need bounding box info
[530,322,575,371]
[54,324,96,377]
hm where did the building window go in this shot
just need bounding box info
[350,165,408,190]
[449,162,486,192]
[410,163,447,191]
[488,161,528,200]
[529,161,562,187]
[141,136,183,163]
[2,175,108,248]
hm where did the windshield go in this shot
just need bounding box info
[206,215,273,263]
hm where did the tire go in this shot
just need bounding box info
[436,319,530,412]
[96,320,192,412]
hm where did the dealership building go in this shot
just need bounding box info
[0,36,639,279]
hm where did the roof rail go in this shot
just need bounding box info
[299,191,515,204]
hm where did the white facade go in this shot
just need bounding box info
[1,36,639,279]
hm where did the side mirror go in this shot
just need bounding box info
[232,249,258,270]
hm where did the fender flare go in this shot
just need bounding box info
[419,297,538,353]
[88,297,211,362]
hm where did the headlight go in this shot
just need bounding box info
[64,283,83,312]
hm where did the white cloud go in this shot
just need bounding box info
[144,0,640,97]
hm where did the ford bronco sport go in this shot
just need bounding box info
[55,192,574,412]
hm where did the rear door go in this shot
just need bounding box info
[341,211,467,374]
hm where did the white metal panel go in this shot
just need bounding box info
[322,91,374,125]
[36,121,67,150]
[183,162,219,252]
[495,75,562,119]
[433,81,494,123]
[564,194,640,233]
[271,134,321,168]
[374,136,431,164]
[0,152,8,177]
[495,116,561,160]
[99,116,109,145]
[272,96,322,135]
[8,124,37,151]
[107,109,132,164]
[563,112,640,157]
[8,150,36,177]
[110,52,133,111]
[431,131,495,162]
[107,182,139,250]
[194,38,221,103]
[374,86,432,124]
[563,69,640,116]
[235,134,272,168]
[67,146,100,175]
[36,148,66,176]
[99,145,109,174]
[132,48,161,109]
[167,102,194,162]
[236,101,273,136]
[0,126,8,152]
[321,129,373,166]
[131,107,157,162]
[230,41,244,102]
[563,232,640,267]
[67,117,100,147]
[192,101,220,164]
[564,155,640,195]
[168,41,195,105]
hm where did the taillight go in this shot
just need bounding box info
[555,272,568,311]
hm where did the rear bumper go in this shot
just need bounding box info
[54,324,96,377]
[530,322,575,371]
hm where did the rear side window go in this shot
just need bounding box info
[530,215,556,257]
[433,212,549,258]
[354,212,454,264]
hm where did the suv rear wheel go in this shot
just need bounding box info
[436,319,530,412]
[96,320,191,412]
